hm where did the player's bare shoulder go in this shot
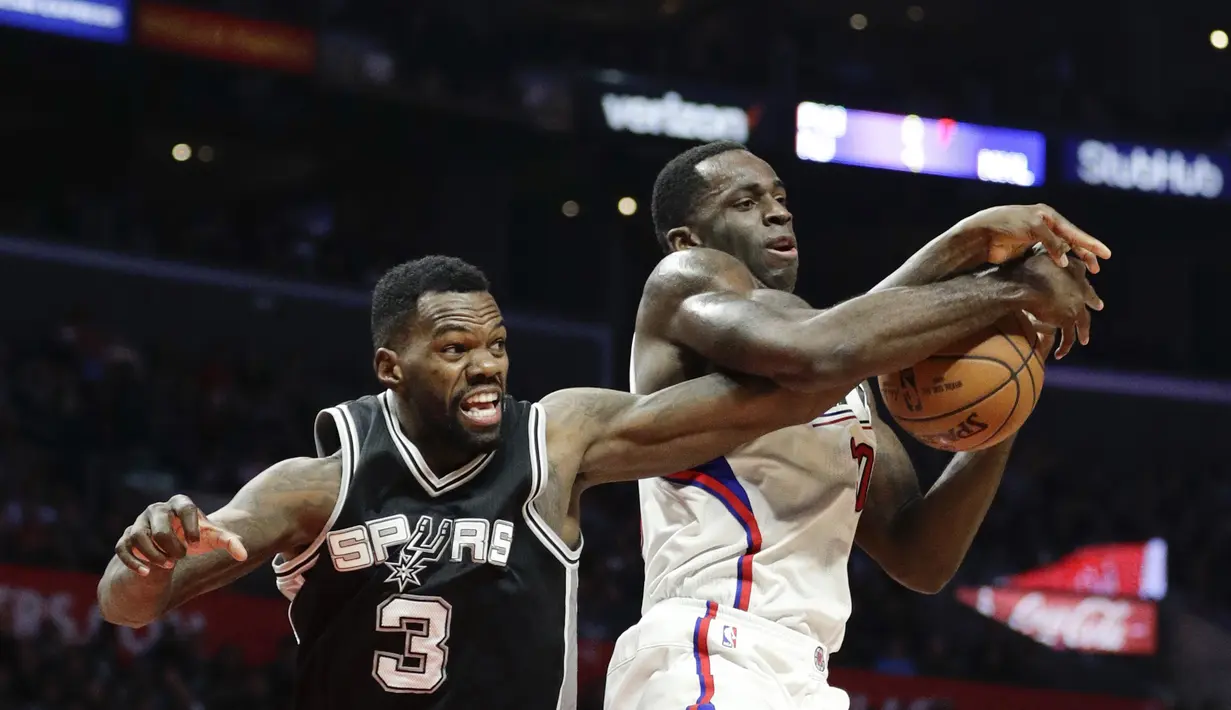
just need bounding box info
[246,454,345,552]
[260,454,343,500]
[642,248,759,315]
[634,250,763,391]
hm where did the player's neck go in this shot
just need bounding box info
[391,395,477,474]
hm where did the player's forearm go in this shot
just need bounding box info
[99,548,261,627]
[97,556,176,628]
[788,273,1028,391]
[871,228,986,292]
[889,436,1016,592]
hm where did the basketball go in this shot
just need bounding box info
[877,312,1044,452]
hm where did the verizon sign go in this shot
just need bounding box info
[601,91,753,143]
[957,586,1157,655]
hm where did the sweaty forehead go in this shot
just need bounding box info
[415,291,503,332]
[694,150,780,195]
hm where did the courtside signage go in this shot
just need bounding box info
[0,0,127,43]
[1064,138,1227,200]
[795,101,1046,187]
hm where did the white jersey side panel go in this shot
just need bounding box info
[632,340,876,652]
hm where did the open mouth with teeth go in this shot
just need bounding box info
[459,390,502,427]
[765,236,798,259]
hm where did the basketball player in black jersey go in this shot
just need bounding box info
[97,255,846,710]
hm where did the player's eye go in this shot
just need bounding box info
[441,343,467,355]
[734,198,756,210]
[490,339,506,354]
[775,195,788,206]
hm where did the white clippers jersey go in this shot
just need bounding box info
[632,348,877,653]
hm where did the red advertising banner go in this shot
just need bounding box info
[0,569,1163,707]
[0,565,290,664]
[829,668,1164,710]
[1004,539,1167,600]
[135,2,315,74]
[956,586,1158,655]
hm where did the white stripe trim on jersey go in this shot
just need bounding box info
[287,602,298,645]
[279,554,318,645]
[628,334,639,394]
[378,390,494,497]
[272,405,359,578]
[855,382,872,410]
[812,408,871,426]
[276,555,318,602]
[522,403,582,566]
[554,564,579,710]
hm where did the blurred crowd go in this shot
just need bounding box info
[1,307,1228,710]
[0,621,299,710]
[0,187,394,289]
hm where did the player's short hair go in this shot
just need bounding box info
[651,140,747,252]
[371,255,490,349]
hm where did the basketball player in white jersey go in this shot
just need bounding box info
[605,141,1110,709]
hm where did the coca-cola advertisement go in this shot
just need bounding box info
[1002,539,1168,600]
[0,565,291,664]
[956,586,1158,655]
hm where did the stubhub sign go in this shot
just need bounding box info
[1065,138,1228,200]
[601,91,754,143]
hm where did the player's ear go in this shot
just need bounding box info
[667,227,703,251]
[374,348,403,389]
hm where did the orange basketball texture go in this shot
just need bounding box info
[877,312,1044,452]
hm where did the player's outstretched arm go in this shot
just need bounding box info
[540,373,829,490]
[871,203,1111,293]
[98,456,341,628]
[644,247,1097,393]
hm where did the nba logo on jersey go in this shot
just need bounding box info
[814,646,827,673]
[721,625,737,649]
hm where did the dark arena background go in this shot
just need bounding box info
[2,1,1231,708]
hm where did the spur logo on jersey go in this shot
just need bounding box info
[325,513,515,591]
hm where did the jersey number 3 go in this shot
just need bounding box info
[373,595,452,694]
[850,438,875,513]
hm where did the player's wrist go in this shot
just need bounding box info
[887,229,986,289]
[970,269,1034,313]
[935,223,987,268]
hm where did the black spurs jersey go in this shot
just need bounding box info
[273,391,581,710]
